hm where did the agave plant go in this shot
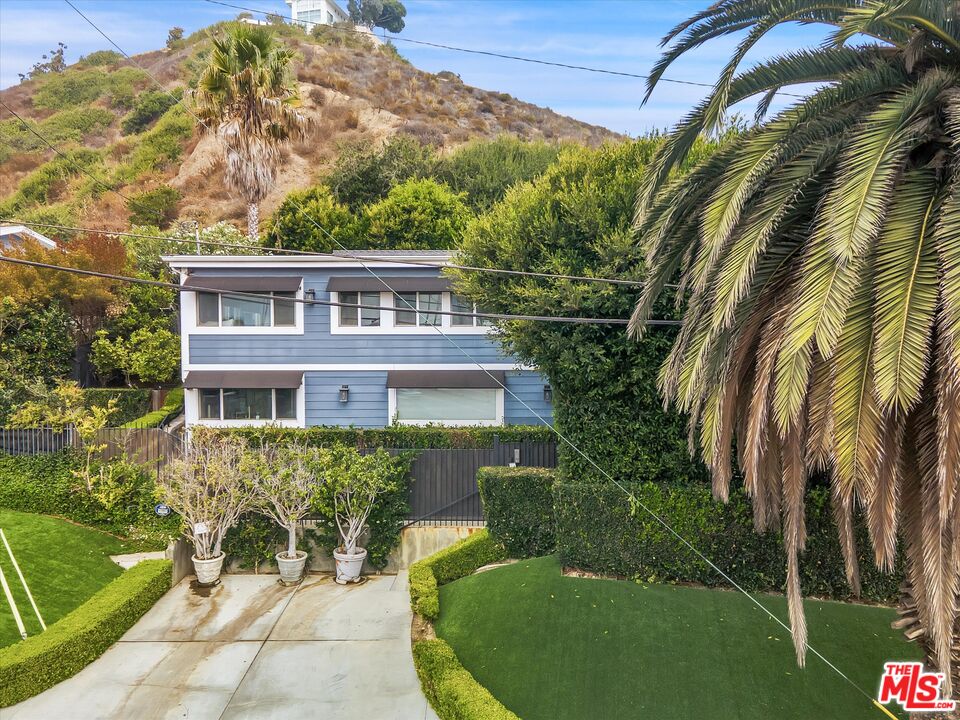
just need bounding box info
[193,25,308,239]
[632,1,960,689]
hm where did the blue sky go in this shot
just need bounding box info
[0,0,829,135]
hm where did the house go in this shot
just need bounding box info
[163,251,554,429]
[0,224,57,251]
[285,0,350,27]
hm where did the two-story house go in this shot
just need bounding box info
[164,251,553,429]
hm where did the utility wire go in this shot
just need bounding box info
[0,254,661,326]
[202,0,808,98]
[0,218,655,288]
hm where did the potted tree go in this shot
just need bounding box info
[325,447,405,584]
[158,429,252,586]
[247,442,326,585]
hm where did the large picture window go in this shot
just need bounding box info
[198,388,297,421]
[197,292,297,328]
[394,388,500,425]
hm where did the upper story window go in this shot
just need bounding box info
[339,291,381,327]
[451,293,493,327]
[395,292,442,327]
[197,292,296,328]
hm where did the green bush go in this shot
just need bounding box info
[113,106,193,184]
[554,479,904,604]
[123,387,183,428]
[81,388,151,426]
[409,529,506,621]
[477,467,555,558]
[222,512,285,572]
[0,108,113,159]
[126,185,181,227]
[0,149,102,215]
[33,67,146,110]
[80,50,123,66]
[226,425,553,449]
[121,89,182,135]
[0,452,177,549]
[412,639,518,720]
[0,559,171,707]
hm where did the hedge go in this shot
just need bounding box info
[477,467,556,558]
[412,639,518,720]
[0,559,172,707]
[409,529,506,621]
[122,387,183,428]
[554,479,904,604]
[81,388,151,426]
[226,424,554,449]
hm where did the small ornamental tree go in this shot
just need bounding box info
[158,430,253,560]
[248,443,327,559]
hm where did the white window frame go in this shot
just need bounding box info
[183,287,305,335]
[185,385,306,428]
[330,291,491,335]
[387,387,504,427]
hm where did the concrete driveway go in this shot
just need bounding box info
[5,573,438,720]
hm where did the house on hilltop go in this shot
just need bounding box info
[164,251,553,429]
[285,0,350,27]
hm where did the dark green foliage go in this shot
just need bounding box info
[477,467,555,558]
[327,136,435,210]
[264,186,359,252]
[0,453,178,549]
[121,90,182,135]
[412,639,518,720]
[126,185,181,228]
[348,0,407,33]
[226,425,554,449]
[363,178,472,250]
[80,388,151,426]
[435,137,562,211]
[0,301,73,389]
[408,529,506,620]
[554,479,904,603]
[0,559,171,707]
[222,513,285,572]
[123,388,184,428]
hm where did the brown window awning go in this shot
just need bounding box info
[326,276,452,293]
[386,370,505,389]
[182,276,302,292]
[183,370,304,389]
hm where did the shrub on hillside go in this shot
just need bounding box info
[121,89,182,135]
[0,108,113,158]
[33,67,146,110]
[363,178,472,250]
[327,135,436,210]
[79,50,123,66]
[126,185,181,228]
[113,107,193,185]
[0,149,102,216]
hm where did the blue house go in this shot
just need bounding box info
[164,251,553,429]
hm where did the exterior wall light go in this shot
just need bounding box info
[544,384,553,403]
[305,289,316,301]
[339,384,350,403]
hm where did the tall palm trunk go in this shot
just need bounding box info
[247,202,259,241]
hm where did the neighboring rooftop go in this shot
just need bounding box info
[0,224,57,250]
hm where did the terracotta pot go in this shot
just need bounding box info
[333,547,367,584]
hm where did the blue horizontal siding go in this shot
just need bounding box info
[504,371,553,426]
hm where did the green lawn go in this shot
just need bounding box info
[0,510,134,647]
[436,555,921,720]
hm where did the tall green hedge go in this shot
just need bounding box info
[477,467,555,558]
[554,479,904,604]
[226,425,553,449]
[122,387,183,428]
[81,388,152,426]
[0,559,172,707]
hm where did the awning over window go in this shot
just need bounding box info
[326,276,452,293]
[182,276,302,292]
[183,371,304,389]
[386,370,505,389]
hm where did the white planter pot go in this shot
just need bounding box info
[333,547,367,584]
[276,550,308,584]
[192,553,225,586]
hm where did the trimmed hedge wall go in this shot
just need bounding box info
[226,425,553,449]
[82,388,151,426]
[554,479,904,603]
[409,529,507,621]
[122,387,183,428]
[413,640,518,720]
[0,559,172,707]
[477,467,555,558]
[409,529,516,720]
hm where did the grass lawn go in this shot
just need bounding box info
[436,555,921,720]
[0,510,135,648]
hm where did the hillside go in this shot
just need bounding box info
[0,20,621,231]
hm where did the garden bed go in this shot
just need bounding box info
[435,555,921,720]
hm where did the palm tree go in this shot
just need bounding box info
[193,25,307,239]
[632,1,960,690]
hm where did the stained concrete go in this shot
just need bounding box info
[109,551,166,570]
[5,573,438,720]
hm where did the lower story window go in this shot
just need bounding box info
[198,388,297,421]
[394,388,500,425]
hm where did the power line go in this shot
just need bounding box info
[0,254,661,326]
[202,0,808,98]
[1,218,654,288]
